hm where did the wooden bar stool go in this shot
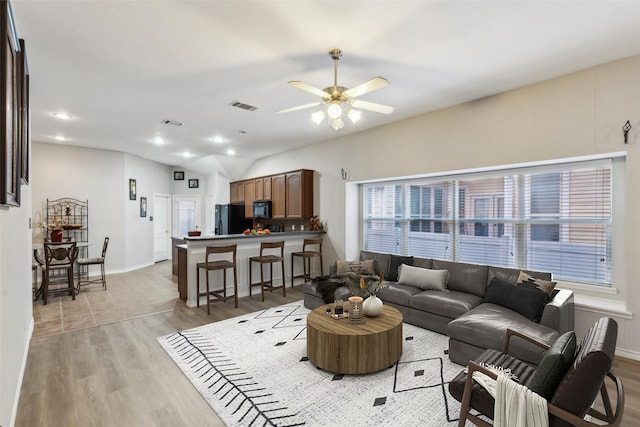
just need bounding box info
[249,241,286,302]
[290,237,323,286]
[196,245,238,314]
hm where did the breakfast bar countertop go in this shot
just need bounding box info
[176,230,325,307]
[178,230,325,241]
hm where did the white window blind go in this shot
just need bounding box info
[362,159,613,286]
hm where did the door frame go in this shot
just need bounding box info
[153,193,171,262]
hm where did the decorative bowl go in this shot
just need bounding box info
[188,231,201,236]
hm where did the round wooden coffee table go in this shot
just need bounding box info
[306,304,403,374]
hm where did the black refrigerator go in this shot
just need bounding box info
[215,204,252,235]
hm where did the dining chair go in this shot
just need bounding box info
[41,241,78,305]
[77,237,109,290]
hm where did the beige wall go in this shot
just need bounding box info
[244,54,640,358]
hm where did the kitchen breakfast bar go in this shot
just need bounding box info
[174,231,325,307]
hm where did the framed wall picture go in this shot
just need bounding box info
[188,178,199,189]
[140,197,147,217]
[129,178,136,200]
[173,171,184,180]
[18,38,28,184]
[0,3,20,206]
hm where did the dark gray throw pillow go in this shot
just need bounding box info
[387,255,413,282]
[483,277,549,322]
[526,331,577,400]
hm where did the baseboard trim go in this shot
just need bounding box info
[100,261,156,277]
[10,316,34,427]
[615,347,640,362]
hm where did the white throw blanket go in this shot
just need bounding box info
[473,371,548,427]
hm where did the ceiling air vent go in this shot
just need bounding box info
[161,119,183,126]
[229,100,258,111]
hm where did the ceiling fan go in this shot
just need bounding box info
[277,49,395,130]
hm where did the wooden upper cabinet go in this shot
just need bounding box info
[255,178,264,201]
[230,170,313,219]
[263,176,272,200]
[230,181,244,204]
[271,174,286,218]
[244,180,256,218]
[286,170,313,219]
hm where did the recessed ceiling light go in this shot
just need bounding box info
[53,135,66,141]
[212,135,224,144]
[153,137,164,145]
[52,112,73,120]
[182,151,193,158]
[226,148,235,156]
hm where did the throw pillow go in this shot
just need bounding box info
[388,255,413,281]
[526,331,577,400]
[336,259,376,275]
[483,277,549,322]
[397,264,449,291]
[517,271,557,297]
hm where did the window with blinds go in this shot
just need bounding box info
[362,159,613,286]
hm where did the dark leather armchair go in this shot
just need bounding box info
[449,317,624,426]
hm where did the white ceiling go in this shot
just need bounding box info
[11,1,640,176]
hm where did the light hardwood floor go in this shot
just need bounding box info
[18,261,305,427]
[17,261,639,426]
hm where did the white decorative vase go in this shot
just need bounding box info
[363,295,383,317]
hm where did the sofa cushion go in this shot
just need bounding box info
[483,277,549,322]
[336,259,376,275]
[398,264,449,291]
[447,304,559,365]
[413,257,433,269]
[526,331,576,400]
[388,255,413,281]
[432,259,488,297]
[410,290,483,319]
[359,251,391,277]
[487,266,552,287]
[517,271,557,297]
[377,283,423,306]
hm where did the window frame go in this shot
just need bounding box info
[361,155,622,288]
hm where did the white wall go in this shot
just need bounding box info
[244,55,640,358]
[32,143,173,272]
[124,154,172,270]
[0,183,33,426]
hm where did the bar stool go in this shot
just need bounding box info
[196,245,238,314]
[249,241,286,302]
[290,237,323,286]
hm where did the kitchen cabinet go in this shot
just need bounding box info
[255,178,264,201]
[230,181,244,204]
[263,176,272,200]
[244,180,256,218]
[271,174,286,218]
[285,170,313,219]
[230,169,313,219]
[255,177,272,201]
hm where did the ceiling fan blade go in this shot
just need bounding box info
[288,81,330,99]
[343,77,389,99]
[350,100,395,115]
[277,101,325,114]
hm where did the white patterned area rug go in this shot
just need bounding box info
[157,301,472,427]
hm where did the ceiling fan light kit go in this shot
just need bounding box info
[278,48,394,130]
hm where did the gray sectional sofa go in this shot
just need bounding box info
[303,250,575,366]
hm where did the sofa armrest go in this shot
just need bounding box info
[539,289,575,333]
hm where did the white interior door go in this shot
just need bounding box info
[173,195,201,236]
[153,194,170,262]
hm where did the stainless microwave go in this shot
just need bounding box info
[253,201,272,218]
